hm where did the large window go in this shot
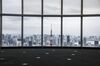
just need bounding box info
[83,0,100,14]
[0,0,100,48]
[2,0,21,14]
[63,0,81,15]
[83,17,100,47]
[44,0,61,15]
[24,17,41,47]
[24,0,41,14]
[2,16,21,47]
[63,17,80,47]
[43,17,61,46]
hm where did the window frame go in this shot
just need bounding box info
[0,0,100,49]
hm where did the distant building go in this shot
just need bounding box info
[94,41,99,46]
[83,37,87,45]
[67,35,70,44]
[29,41,32,46]
[17,39,21,46]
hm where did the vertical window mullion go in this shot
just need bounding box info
[41,0,43,47]
[0,0,2,48]
[21,0,24,47]
[61,0,63,47]
[81,0,83,47]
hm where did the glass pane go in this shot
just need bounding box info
[3,0,21,14]
[44,0,61,15]
[24,17,41,47]
[83,0,100,14]
[2,16,21,47]
[83,17,100,47]
[63,17,80,47]
[63,0,81,15]
[43,17,61,46]
[24,0,41,14]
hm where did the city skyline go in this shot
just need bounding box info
[2,33,100,47]
[2,24,100,47]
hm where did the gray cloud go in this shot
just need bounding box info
[63,0,81,14]
[83,0,100,14]
[83,17,100,37]
[3,0,21,14]
[24,0,41,14]
[44,0,60,14]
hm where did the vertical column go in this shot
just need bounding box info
[0,0,2,48]
[61,0,63,47]
[81,0,83,47]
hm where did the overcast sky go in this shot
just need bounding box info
[2,0,100,37]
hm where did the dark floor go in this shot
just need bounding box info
[0,48,100,66]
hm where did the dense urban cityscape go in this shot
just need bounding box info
[2,34,100,47]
